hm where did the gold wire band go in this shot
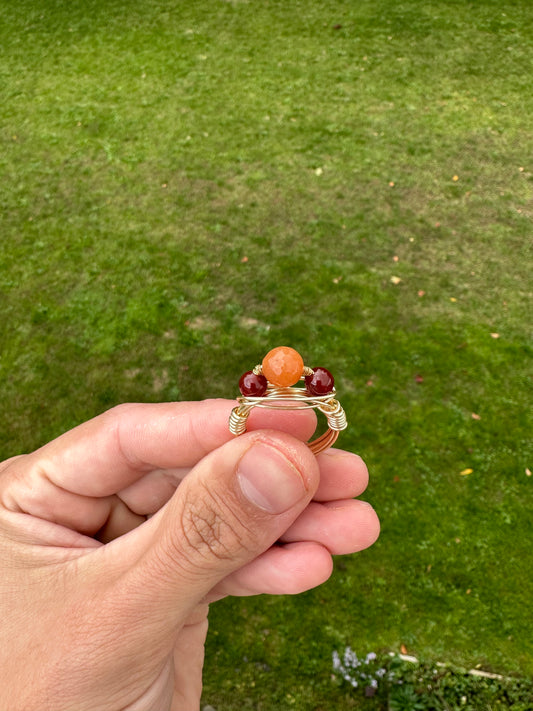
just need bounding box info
[229,381,347,455]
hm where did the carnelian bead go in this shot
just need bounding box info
[262,346,304,387]
[305,367,334,395]
[239,371,268,397]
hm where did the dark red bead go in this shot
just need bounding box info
[239,371,268,397]
[305,367,335,395]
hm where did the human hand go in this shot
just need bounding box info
[0,400,379,711]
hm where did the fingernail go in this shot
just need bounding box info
[237,442,307,514]
[320,449,353,461]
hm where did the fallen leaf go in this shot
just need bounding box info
[366,379,374,387]
[393,475,401,483]
[241,256,249,263]
[526,468,532,477]
[393,255,399,262]
[415,374,424,383]
[471,413,481,420]
[460,468,473,476]
[390,275,402,285]
[240,317,259,328]
[418,290,426,297]
[389,181,395,187]
[490,332,500,339]
[466,589,472,595]
[400,644,408,655]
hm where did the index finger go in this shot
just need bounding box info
[23,400,317,497]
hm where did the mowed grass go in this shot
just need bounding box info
[0,1,532,708]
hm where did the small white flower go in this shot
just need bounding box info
[343,647,359,668]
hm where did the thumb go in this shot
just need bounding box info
[126,430,319,624]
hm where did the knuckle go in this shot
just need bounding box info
[178,484,255,565]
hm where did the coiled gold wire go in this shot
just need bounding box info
[229,383,347,454]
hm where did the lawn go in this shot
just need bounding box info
[0,1,532,708]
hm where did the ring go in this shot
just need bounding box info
[229,346,347,455]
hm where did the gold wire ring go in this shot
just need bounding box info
[229,348,347,455]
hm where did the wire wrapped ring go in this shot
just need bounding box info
[229,347,347,455]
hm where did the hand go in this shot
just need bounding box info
[0,400,379,711]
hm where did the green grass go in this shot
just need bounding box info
[1,0,532,708]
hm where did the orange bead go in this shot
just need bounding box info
[262,346,304,387]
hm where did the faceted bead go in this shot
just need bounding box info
[262,346,304,387]
[305,367,335,395]
[239,371,268,397]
